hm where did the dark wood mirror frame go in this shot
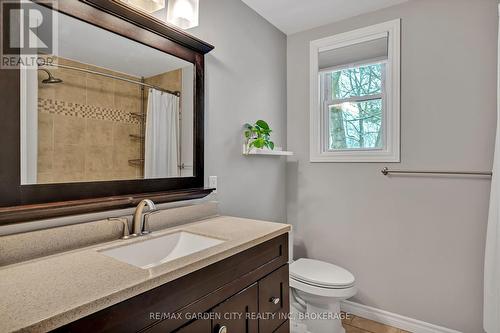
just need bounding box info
[0,0,214,225]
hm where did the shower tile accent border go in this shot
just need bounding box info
[38,98,141,125]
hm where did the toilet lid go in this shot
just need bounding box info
[290,258,355,288]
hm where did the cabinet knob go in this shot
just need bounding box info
[218,325,227,333]
[270,297,280,305]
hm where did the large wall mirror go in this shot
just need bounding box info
[21,4,195,184]
[0,0,214,223]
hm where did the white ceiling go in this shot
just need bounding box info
[57,10,191,77]
[240,0,409,35]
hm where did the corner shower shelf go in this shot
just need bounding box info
[242,145,294,156]
[128,159,144,167]
[130,112,145,118]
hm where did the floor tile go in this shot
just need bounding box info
[349,316,400,333]
[342,311,354,325]
[344,324,370,333]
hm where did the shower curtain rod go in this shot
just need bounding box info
[381,167,492,177]
[42,63,181,97]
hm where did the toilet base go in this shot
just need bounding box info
[305,301,344,333]
[290,289,347,333]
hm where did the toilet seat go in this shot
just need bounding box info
[291,275,354,289]
[290,258,355,289]
[290,276,357,298]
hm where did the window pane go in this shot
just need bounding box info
[330,63,384,100]
[329,99,383,150]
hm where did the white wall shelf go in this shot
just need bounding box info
[243,145,294,156]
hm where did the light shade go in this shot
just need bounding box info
[124,0,166,14]
[166,0,199,30]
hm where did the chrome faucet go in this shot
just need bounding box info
[131,199,157,236]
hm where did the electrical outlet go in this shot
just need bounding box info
[209,176,217,193]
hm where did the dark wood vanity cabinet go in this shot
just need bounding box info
[153,284,260,333]
[174,319,211,333]
[53,234,290,333]
[258,265,290,333]
[210,284,259,333]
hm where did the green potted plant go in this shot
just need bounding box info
[243,120,275,154]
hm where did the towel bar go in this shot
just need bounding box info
[381,167,492,177]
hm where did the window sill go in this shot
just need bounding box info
[310,150,400,163]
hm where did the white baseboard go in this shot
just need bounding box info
[341,300,462,333]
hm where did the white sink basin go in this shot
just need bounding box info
[100,231,225,269]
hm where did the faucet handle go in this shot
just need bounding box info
[141,210,158,235]
[141,200,157,235]
[109,217,131,240]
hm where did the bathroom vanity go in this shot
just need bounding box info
[57,234,289,333]
[0,215,291,333]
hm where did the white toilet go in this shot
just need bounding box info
[289,258,356,333]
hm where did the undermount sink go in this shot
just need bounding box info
[100,231,225,269]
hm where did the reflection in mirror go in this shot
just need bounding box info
[20,4,195,185]
[118,0,199,30]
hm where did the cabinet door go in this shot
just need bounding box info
[272,320,290,333]
[258,265,290,333]
[212,284,258,333]
[174,319,211,333]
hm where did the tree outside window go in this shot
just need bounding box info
[322,62,385,150]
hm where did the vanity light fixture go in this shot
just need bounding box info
[122,0,166,14]
[166,0,199,29]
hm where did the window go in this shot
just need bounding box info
[310,20,400,162]
[322,62,385,150]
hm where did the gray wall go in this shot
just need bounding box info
[190,0,288,222]
[0,0,287,236]
[286,0,497,332]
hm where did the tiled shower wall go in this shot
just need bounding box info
[37,57,143,183]
[144,69,182,95]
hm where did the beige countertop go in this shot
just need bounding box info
[0,216,290,333]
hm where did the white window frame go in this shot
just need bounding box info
[310,19,401,162]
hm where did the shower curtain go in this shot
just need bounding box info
[484,4,500,333]
[144,88,180,178]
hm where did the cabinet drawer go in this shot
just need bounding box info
[174,318,211,333]
[258,265,289,333]
[212,284,259,333]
